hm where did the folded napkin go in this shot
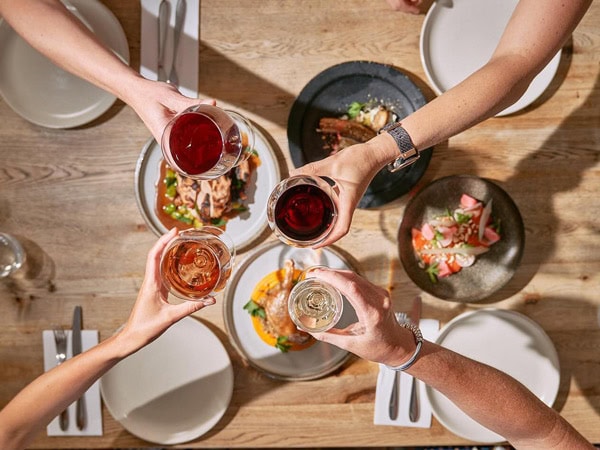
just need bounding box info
[42,330,103,436]
[374,318,439,428]
[140,0,199,99]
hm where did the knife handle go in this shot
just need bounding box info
[59,408,68,431]
[76,395,86,430]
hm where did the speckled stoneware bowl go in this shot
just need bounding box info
[398,175,525,302]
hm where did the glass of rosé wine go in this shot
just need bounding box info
[267,175,338,248]
[288,265,344,333]
[160,227,235,301]
[161,104,255,180]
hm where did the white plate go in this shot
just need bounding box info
[100,317,233,445]
[134,127,281,251]
[0,0,130,128]
[223,241,355,380]
[420,0,561,116]
[425,309,560,443]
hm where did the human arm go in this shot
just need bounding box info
[309,269,593,449]
[292,0,592,247]
[0,0,204,141]
[385,0,433,14]
[0,228,213,450]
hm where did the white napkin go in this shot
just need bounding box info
[374,318,439,427]
[42,330,103,436]
[140,0,199,99]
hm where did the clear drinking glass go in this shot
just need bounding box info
[267,175,338,248]
[288,266,343,333]
[0,232,26,278]
[161,104,255,180]
[160,227,235,301]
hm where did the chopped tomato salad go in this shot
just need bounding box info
[412,194,501,282]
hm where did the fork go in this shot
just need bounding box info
[53,329,69,431]
[166,0,186,86]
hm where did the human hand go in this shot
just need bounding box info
[289,142,382,248]
[124,77,216,144]
[117,228,214,355]
[308,269,415,367]
[385,0,434,14]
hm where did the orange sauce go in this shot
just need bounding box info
[249,268,316,351]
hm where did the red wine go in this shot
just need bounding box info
[274,184,335,241]
[168,112,224,175]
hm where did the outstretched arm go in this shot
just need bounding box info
[309,269,592,450]
[0,228,214,450]
[293,0,592,247]
[0,0,204,141]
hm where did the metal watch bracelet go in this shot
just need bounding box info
[386,322,424,371]
[379,122,420,172]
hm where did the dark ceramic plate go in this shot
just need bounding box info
[398,175,525,302]
[287,60,433,209]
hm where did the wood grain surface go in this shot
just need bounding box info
[1,0,599,448]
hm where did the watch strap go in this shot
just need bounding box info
[379,122,420,172]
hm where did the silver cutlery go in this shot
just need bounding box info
[71,306,86,430]
[167,0,186,87]
[408,295,422,423]
[388,311,407,420]
[52,328,69,431]
[157,0,170,82]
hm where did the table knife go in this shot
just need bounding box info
[408,295,422,422]
[71,306,87,430]
[157,0,169,82]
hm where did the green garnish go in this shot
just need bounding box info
[243,299,266,319]
[455,212,471,225]
[426,262,439,283]
[347,101,365,119]
[433,230,444,242]
[276,336,292,353]
[211,217,227,227]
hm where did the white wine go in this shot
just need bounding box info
[288,278,343,332]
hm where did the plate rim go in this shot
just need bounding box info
[419,0,561,117]
[222,240,353,381]
[398,174,525,302]
[0,0,130,128]
[286,60,433,209]
[134,126,281,251]
[425,308,560,443]
[99,316,234,445]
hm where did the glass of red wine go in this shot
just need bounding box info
[161,104,255,180]
[160,227,235,301]
[267,175,338,247]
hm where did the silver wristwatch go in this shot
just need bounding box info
[379,122,420,172]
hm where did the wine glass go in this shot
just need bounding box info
[161,104,255,180]
[159,227,235,301]
[267,175,338,248]
[0,232,26,278]
[288,265,344,333]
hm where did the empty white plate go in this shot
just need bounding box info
[425,309,560,443]
[0,0,130,128]
[420,0,561,116]
[100,317,234,445]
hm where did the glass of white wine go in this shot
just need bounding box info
[288,266,343,333]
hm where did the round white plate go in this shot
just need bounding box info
[0,0,130,128]
[100,317,234,445]
[425,309,560,443]
[134,127,281,251]
[420,0,561,116]
[223,240,355,380]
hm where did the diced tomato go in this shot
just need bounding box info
[484,226,501,244]
[412,228,427,250]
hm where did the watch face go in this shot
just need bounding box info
[288,60,433,209]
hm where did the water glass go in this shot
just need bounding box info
[0,233,26,278]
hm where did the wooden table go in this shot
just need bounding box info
[1,1,599,448]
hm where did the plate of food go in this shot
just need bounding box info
[100,317,234,445]
[135,126,281,251]
[0,0,130,128]
[425,309,560,443]
[420,0,562,116]
[287,60,433,209]
[398,175,524,302]
[223,240,356,380]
